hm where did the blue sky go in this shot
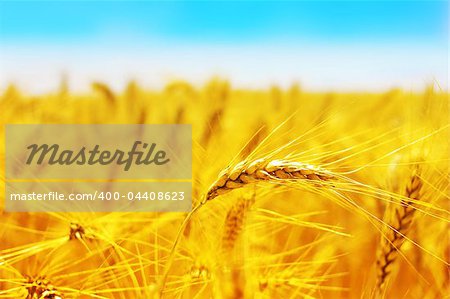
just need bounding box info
[0,1,448,93]
[0,1,447,44]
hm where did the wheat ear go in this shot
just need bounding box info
[25,276,64,299]
[160,159,335,295]
[91,81,115,105]
[205,159,334,203]
[222,196,255,252]
[375,167,422,296]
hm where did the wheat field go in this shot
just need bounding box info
[0,79,448,298]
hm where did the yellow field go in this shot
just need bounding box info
[0,79,448,298]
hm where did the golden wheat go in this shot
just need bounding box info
[375,166,423,297]
[205,158,335,203]
[25,276,64,299]
[222,196,255,252]
[0,79,448,299]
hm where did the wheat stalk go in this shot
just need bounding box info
[375,166,422,297]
